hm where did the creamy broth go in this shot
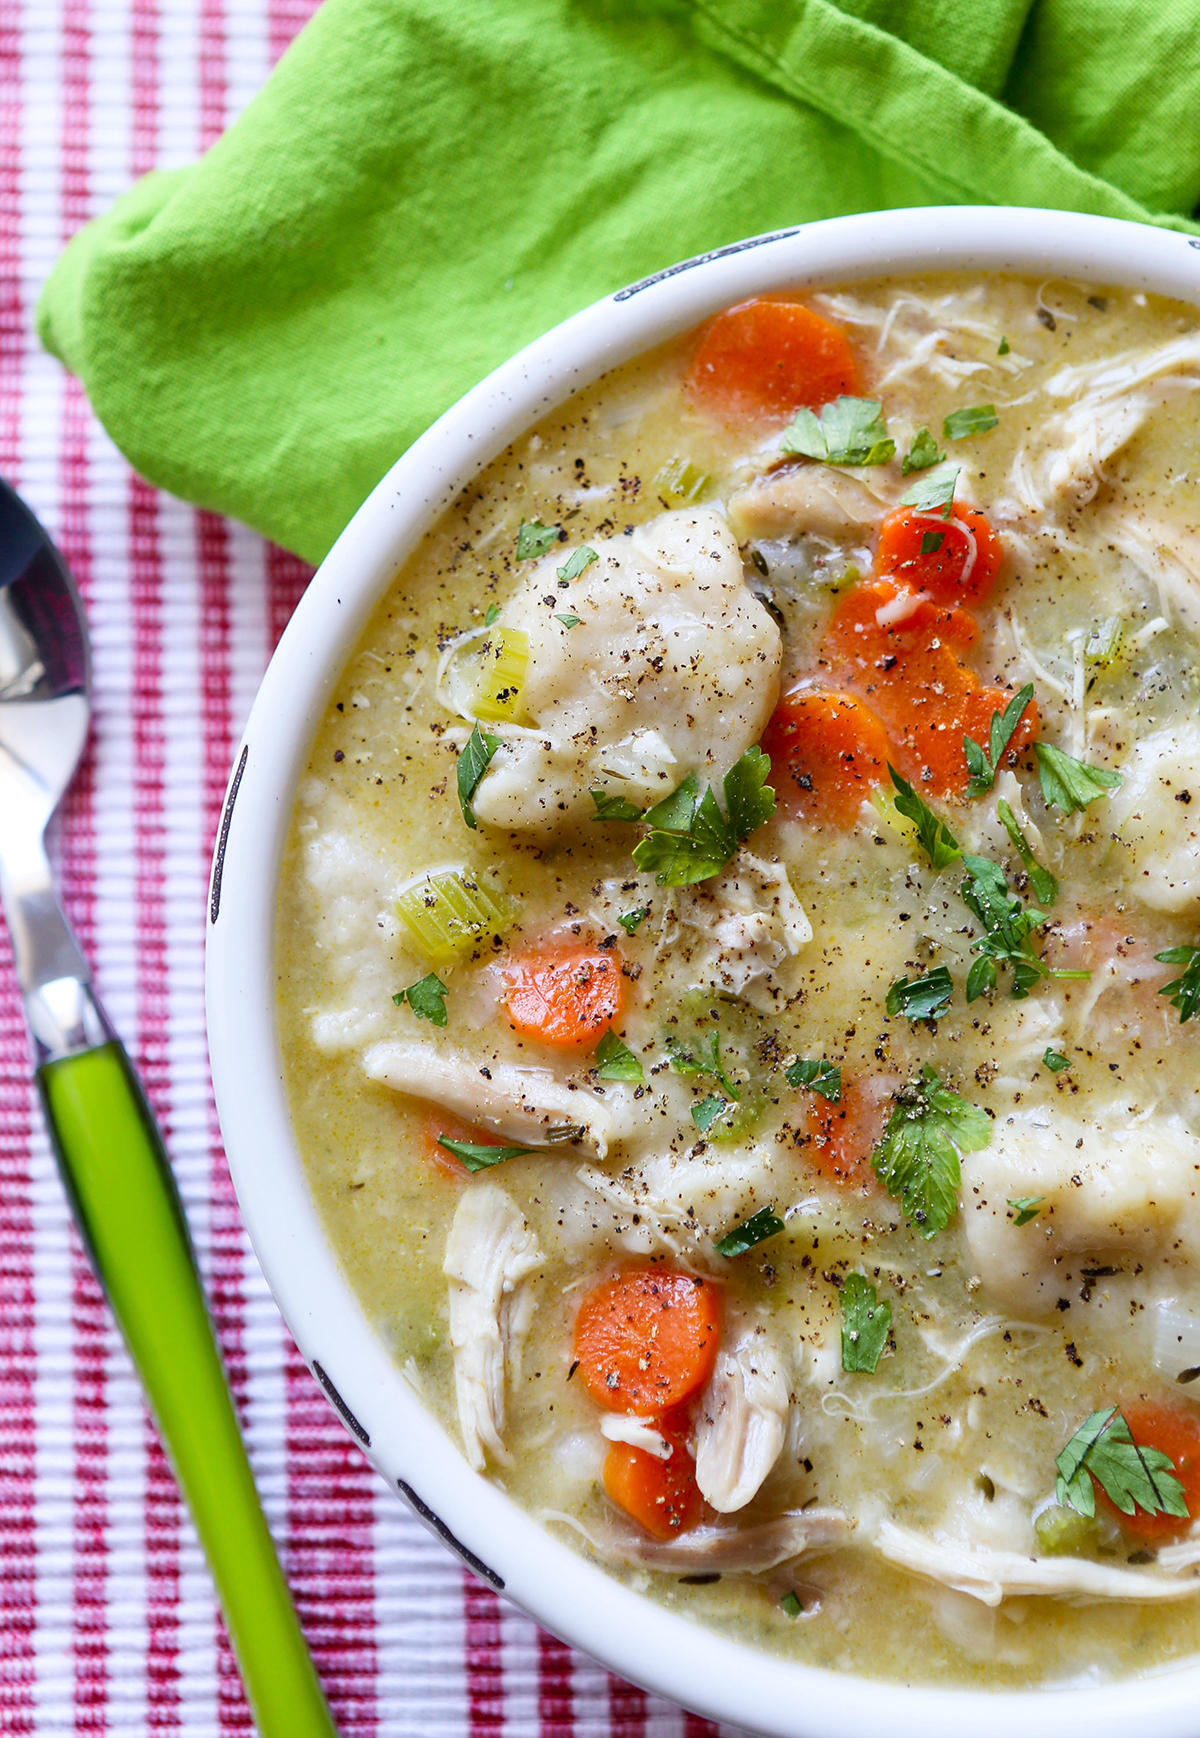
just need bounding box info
[277,274,1200,1687]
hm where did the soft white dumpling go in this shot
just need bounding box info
[1109,720,1200,911]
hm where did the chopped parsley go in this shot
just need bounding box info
[943,404,999,440]
[898,464,961,520]
[631,747,775,887]
[780,396,895,467]
[392,972,449,1026]
[594,1029,644,1083]
[1156,945,1200,1023]
[556,546,598,583]
[1034,742,1122,814]
[962,684,1035,797]
[998,336,1010,356]
[885,965,955,1023]
[692,1093,733,1136]
[920,530,945,554]
[437,1137,536,1173]
[785,1057,841,1103]
[483,602,500,626]
[457,723,501,830]
[1009,1195,1046,1225]
[901,427,944,475]
[714,1204,785,1258]
[840,1272,892,1373]
[780,1590,803,1619]
[871,1066,990,1240]
[996,798,1058,907]
[1084,616,1123,667]
[589,788,644,823]
[960,853,1050,1000]
[617,906,650,934]
[888,765,961,870]
[666,1029,740,1098]
[555,613,582,628]
[516,519,559,560]
[1056,1407,1188,1523]
[1043,1048,1070,1072]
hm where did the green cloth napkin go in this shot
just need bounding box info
[38,0,1200,564]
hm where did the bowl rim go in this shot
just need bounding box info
[206,205,1200,1737]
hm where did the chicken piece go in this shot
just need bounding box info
[670,851,812,1005]
[470,508,781,833]
[961,1107,1200,1317]
[547,1505,852,1574]
[599,1415,671,1460]
[362,1040,630,1157]
[727,467,895,543]
[443,1183,543,1471]
[1107,720,1200,912]
[694,1327,790,1513]
[875,1519,1200,1606]
[1096,503,1200,639]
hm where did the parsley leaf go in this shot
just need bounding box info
[779,398,890,469]
[888,765,961,870]
[885,965,954,1023]
[943,405,999,441]
[556,546,598,583]
[1034,742,1122,814]
[898,464,961,520]
[714,1204,785,1259]
[666,1030,740,1098]
[438,1137,535,1173]
[589,789,644,823]
[594,1028,644,1083]
[555,613,582,629]
[962,684,1035,798]
[998,336,1010,356]
[617,906,649,935]
[692,1094,733,1135]
[1155,945,1200,1023]
[780,1590,803,1619]
[632,748,775,887]
[516,519,559,560]
[920,531,945,555]
[1043,1048,1070,1072]
[392,972,449,1026]
[1009,1195,1046,1225]
[871,1066,990,1240]
[457,723,501,830]
[1056,1408,1188,1522]
[840,1272,892,1373]
[996,798,1058,906]
[959,853,1049,1000]
[483,602,500,626]
[781,396,895,467]
[785,1057,841,1103]
[901,427,944,475]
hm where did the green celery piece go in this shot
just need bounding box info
[653,456,713,505]
[396,868,511,964]
[1034,1503,1098,1556]
[1084,616,1123,667]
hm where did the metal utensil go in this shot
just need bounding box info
[0,475,339,1738]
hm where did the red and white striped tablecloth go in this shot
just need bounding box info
[0,5,739,1732]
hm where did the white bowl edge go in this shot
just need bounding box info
[205,205,1200,1738]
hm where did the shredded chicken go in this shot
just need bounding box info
[544,1506,853,1574]
[875,1520,1200,1606]
[727,466,896,543]
[443,1183,543,1471]
[694,1327,790,1513]
[459,508,780,833]
[599,1414,671,1460]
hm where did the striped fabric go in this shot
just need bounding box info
[0,4,737,1733]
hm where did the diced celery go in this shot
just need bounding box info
[468,627,530,723]
[1033,1501,1097,1557]
[396,868,512,964]
[653,456,713,506]
[1084,616,1123,668]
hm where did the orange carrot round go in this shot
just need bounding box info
[1095,1403,1200,1541]
[687,298,860,428]
[759,690,890,827]
[875,502,1003,604]
[502,945,626,1050]
[603,1414,703,1539]
[573,1269,722,1413]
[805,1078,886,1190]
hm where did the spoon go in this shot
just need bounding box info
[0,475,339,1738]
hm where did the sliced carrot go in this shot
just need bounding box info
[805,1078,885,1189]
[687,298,860,428]
[875,502,1003,605]
[759,690,890,828]
[821,578,1037,796]
[603,1414,703,1540]
[573,1269,722,1414]
[415,1108,500,1179]
[502,945,625,1051]
[1094,1403,1200,1542]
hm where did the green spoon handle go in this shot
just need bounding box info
[38,1037,339,1738]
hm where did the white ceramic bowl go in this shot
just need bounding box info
[206,206,1200,1737]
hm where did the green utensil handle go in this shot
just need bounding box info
[39,1040,338,1738]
